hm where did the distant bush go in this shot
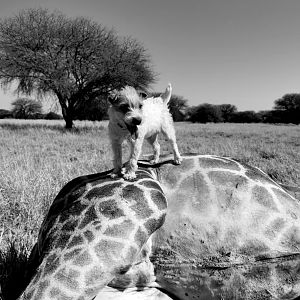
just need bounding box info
[257,110,290,124]
[0,109,12,119]
[44,112,63,120]
[187,104,223,123]
[230,111,262,123]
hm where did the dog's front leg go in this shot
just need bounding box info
[110,138,123,178]
[124,137,144,180]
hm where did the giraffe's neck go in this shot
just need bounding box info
[19,169,167,300]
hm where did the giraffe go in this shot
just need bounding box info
[18,168,168,300]
[18,154,300,300]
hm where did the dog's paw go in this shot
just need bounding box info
[150,158,159,164]
[174,156,182,165]
[110,173,119,179]
[123,172,137,180]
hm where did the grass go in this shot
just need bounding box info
[0,119,299,299]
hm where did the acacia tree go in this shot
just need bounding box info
[11,98,42,119]
[0,8,156,128]
[219,104,237,122]
[274,94,300,124]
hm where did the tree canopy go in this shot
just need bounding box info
[274,94,300,124]
[0,8,156,128]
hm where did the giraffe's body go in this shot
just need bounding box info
[19,155,300,300]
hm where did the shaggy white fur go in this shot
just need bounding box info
[108,84,182,180]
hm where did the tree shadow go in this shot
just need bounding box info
[0,243,29,300]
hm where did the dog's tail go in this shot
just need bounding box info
[161,83,172,104]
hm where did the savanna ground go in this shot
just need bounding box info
[0,119,299,299]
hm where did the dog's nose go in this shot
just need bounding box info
[132,117,142,125]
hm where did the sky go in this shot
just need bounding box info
[1,0,300,112]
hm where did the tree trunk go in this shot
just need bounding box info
[61,105,74,129]
[65,117,73,129]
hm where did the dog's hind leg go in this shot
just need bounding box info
[162,126,182,165]
[147,134,160,164]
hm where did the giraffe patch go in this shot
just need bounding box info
[48,288,77,300]
[103,219,135,238]
[33,279,50,300]
[98,199,125,219]
[85,266,105,286]
[67,235,84,249]
[281,226,300,251]
[264,218,286,239]
[59,202,88,223]
[73,250,93,267]
[83,230,95,242]
[150,190,167,211]
[61,219,79,232]
[121,185,154,219]
[134,228,148,248]
[78,206,98,229]
[85,182,123,199]
[54,267,80,290]
[144,215,166,235]
[138,180,164,194]
[94,240,125,263]
[208,171,248,188]
[84,286,101,297]
[55,233,72,249]
[43,253,60,276]
[64,248,81,261]
[251,185,278,211]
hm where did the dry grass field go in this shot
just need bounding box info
[0,119,299,298]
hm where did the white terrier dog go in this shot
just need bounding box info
[108,83,182,180]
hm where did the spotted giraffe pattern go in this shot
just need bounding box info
[18,169,167,300]
[20,154,300,300]
[150,154,300,300]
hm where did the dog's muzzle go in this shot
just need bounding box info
[125,123,137,139]
[132,117,142,126]
[125,117,141,140]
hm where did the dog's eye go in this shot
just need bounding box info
[119,104,130,113]
[139,103,143,109]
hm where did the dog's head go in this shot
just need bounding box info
[109,86,147,137]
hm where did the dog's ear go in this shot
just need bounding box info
[108,90,118,104]
[138,91,148,99]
